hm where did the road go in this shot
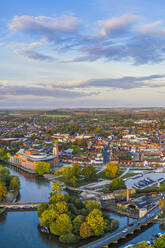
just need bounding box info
[96,138,111,175]
[80,136,129,191]
[79,167,129,191]
[96,136,129,177]
[80,206,160,248]
[119,167,130,178]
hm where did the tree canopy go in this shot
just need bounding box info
[105,162,120,179]
[0,183,7,201]
[38,182,119,244]
[109,178,126,191]
[0,165,20,197]
[0,148,10,162]
[54,163,82,187]
[10,176,20,191]
[83,165,96,180]
[85,200,101,211]
[35,161,51,175]
[154,233,165,248]
[86,209,107,236]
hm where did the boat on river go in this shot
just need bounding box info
[41,226,49,233]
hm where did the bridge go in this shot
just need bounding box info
[80,206,160,248]
[0,202,48,210]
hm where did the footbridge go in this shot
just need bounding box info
[0,202,48,211]
[80,206,160,248]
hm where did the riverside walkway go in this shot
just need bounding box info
[80,206,160,248]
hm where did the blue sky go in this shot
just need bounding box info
[1,0,165,109]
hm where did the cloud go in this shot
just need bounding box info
[0,84,89,98]
[139,21,164,35]
[9,14,83,61]
[71,16,165,65]
[10,40,56,61]
[17,49,55,61]
[40,74,165,90]
[9,15,82,43]
[0,80,9,86]
[8,14,165,65]
[98,14,138,37]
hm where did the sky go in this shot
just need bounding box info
[1,0,165,109]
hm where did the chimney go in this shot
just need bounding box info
[126,186,129,202]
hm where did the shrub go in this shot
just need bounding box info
[59,232,78,243]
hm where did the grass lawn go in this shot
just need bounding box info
[96,170,124,180]
[121,172,137,179]
[96,170,107,179]
[129,168,153,171]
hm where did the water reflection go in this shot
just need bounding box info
[0,212,7,225]
[37,227,68,248]
[2,163,51,202]
[159,223,165,231]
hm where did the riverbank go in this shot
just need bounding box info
[43,174,60,181]
[9,162,36,174]
[0,190,19,205]
[105,206,138,219]
[154,217,165,224]
[0,190,19,215]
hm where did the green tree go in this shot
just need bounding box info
[38,203,48,218]
[55,201,68,214]
[71,144,82,155]
[73,215,84,234]
[40,208,58,226]
[80,222,93,239]
[83,165,96,180]
[72,163,81,178]
[59,232,78,244]
[109,178,126,191]
[108,219,119,231]
[50,214,73,236]
[56,166,73,184]
[55,165,79,186]
[0,148,10,162]
[0,166,11,187]
[69,176,78,187]
[49,192,65,204]
[0,183,7,201]
[9,176,20,191]
[154,233,165,248]
[51,182,62,192]
[105,162,119,179]
[85,200,101,211]
[35,161,50,175]
[86,209,107,236]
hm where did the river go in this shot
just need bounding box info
[0,164,164,248]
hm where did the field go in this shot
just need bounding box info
[41,114,71,118]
